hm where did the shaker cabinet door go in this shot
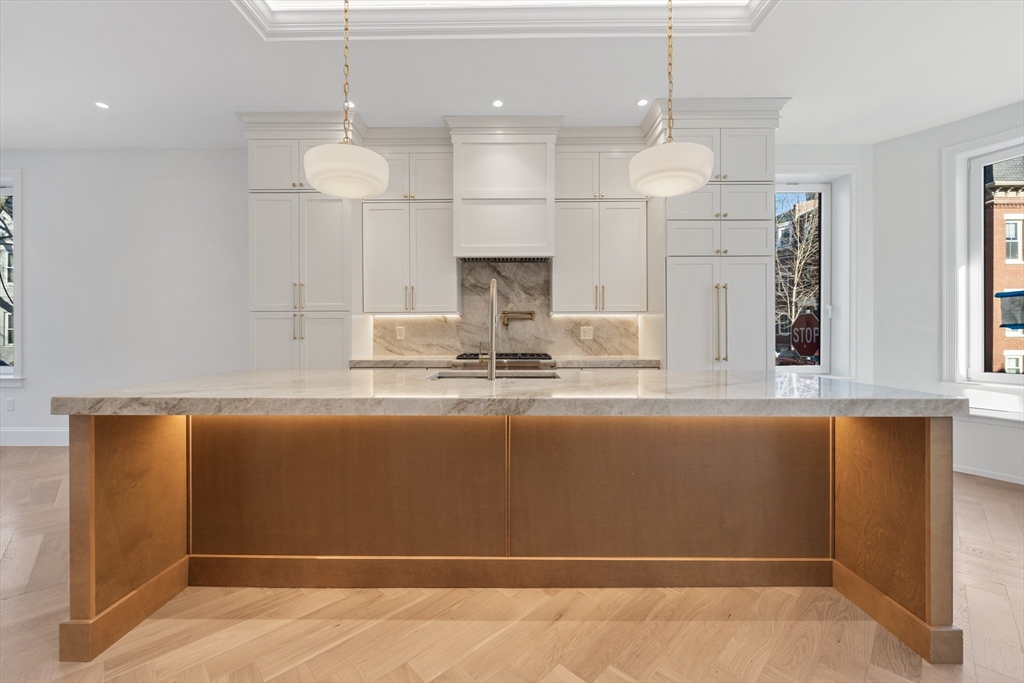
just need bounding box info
[300,194,348,311]
[720,184,774,221]
[252,313,300,370]
[362,203,411,313]
[250,194,300,311]
[720,129,774,181]
[599,152,646,199]
[300,313,350,371]
[599,202,647,312]
[249,140,300,190]
[409,153,454,200]
[666,184,720,220]
[552,203,600,313]
[555,152,600,199]
[410,203,458,313]
[671,129,721,181]
[666,257,721,371]
[719,257,774,372]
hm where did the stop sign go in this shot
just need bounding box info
[791,313,820,357]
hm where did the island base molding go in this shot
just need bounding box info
[58,413,961,665]
[187,555,834,589]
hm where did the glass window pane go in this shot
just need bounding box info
[775,192,822,366]
[983,155,1024,373]
[0,192,12,369]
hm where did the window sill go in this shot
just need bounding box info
[959,407,1024,426]
[0,376,24,388]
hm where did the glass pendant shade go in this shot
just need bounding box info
[303,142,390,199]
[628,141,714,197]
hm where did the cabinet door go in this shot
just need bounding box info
[300,194,348,311]
[362,203,411,313]
[555,152,600,199]
[552,203,600,313]
[250,194,300,311]
[299,138,343,189]
[376,153,410,200]
[666,257,720,371]
[720,257,774,372]
[300,313,349,370]
[249,140,300,190]
[599,152,646,199]
[252,313,300,370]
[720,129,774,181]
[666,184,720,220]
[721,220,774,256]
[409,153,453,200]
[599,202,647,312]
[410,203,458,313]
[721,184,774,220]
[667,220,720,256]
[671,129,720,180]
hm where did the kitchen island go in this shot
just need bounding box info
[52,369,967,664]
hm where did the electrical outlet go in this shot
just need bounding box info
[580,327,594,340]
[5,398,13,411]
[396,327,405,340]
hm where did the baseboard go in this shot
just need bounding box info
[0,427,70,447]
[953,465,1024,486]
[189,555,834,589]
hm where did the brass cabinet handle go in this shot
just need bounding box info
[723,213,728,217]
[714,284,721,361]
[300,282,305,309]
[293,314,297,340]
[715,213,721,217]
[404,286,409,310]
[601,285,606,310]
[293,282,298,309]
[593,192,598,198]
[723,249,728,254]
[300,314,305,340]
[715,249,721,254]
[600,193,605,198]
[723,283,729,361]
[722,174,728,179]
[411,285,415,310]
[410,193,415,198]
[403,193,409,198]
[292,182,297,187]
[715,174,720,179]
[594,285,599,310]
[299,182,304,187]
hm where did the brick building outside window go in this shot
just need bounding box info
[984,155,1024,373]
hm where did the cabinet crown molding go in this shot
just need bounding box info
[445,116,564,137]
[639,98,791,145]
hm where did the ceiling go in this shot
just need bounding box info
[1,0,1021,149]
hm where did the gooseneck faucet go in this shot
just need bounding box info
[488,278,497,381]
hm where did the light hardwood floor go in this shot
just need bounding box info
[1,446,1021,683]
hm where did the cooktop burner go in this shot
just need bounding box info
[456,352,553,361]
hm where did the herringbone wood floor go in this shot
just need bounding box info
[0,447,1021,683]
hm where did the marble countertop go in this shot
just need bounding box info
[51,369,968,418]
[349,356,661,369]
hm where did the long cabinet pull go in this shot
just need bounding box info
[601,285,606,311]
[594,285,599,311]
[411,285,415,310]
[300,282,305,309]
[723,283,730,362]
[300,314,306,340]
[293,283,298,310]
[714,285,721,361]
[293,314,298,340]
[404,286,409,311]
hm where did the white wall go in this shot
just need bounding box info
[0,149,249,445]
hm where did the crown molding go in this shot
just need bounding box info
[232,0,780,41]
[444,116,564,137]
[639,97,791,144]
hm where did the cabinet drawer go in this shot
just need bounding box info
[721,220,774,256]
[667,220,719,256]
[720,184,774,221]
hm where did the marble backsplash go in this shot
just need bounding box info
[372,261,639,357]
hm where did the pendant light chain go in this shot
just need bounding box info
[342,0,352,144]
[666,0,674,143]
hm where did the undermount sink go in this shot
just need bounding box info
[428,370,561,380]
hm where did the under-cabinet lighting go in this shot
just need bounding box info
[95,102,110,109]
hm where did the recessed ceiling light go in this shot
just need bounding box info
[95,102,110,109]
[636,99,649,107]
[492,100,503,108]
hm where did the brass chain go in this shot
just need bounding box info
[342,0,351,144]
[666,0,674,142]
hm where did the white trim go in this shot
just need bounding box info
[0,169,22,380]
[940,128,1024,384]
[0,428,69,447]
[232,0,780,40]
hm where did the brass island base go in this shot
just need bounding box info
[59,414,961,664]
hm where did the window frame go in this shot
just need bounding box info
[0,169,22,383]
[941,130,1024,388]
[1006,216,1023,264]
[773,182,832,375]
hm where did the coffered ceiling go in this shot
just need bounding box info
[0,0,1021,149]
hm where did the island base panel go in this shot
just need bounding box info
[60,415,188,662]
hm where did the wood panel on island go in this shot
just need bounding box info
[56,405,962,665]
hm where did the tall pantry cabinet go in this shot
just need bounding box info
[662,112,781,372]
[247,139,351,370]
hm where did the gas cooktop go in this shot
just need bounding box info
[455,352,553,361]
[451,352,555,369]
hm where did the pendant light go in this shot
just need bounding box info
[629,0,714,197]
[303,0,389,199]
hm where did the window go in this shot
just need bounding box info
[1008,220,1022,262]
[0,172,17,376]
[774,185,831,372]
[1006,353,1023,375]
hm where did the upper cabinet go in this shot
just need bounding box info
[555,152,645,199]
[374,152,454,200]
[249,193,349,312]
[249,139,348,190]
[552,201,647,313]
[666,184,774,221]
[665,128,775,182]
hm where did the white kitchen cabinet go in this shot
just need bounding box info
[250,193,349,312]
[250,194,299,311]
[666,184,720,220]
[668,219,774,256]
[249,140,300,190]
[552,201,646,313]
[299,139,342,189]
[372,152,454,200]
[555,152,645,199]
[720,184,774,220]
[719,129,775,181]
[672,129,721,180]
[666,256,774,372]
[363,202,458,314]
[251,312,349,371]
[377,154,410,200]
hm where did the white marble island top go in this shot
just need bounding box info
[51,369,968,418]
